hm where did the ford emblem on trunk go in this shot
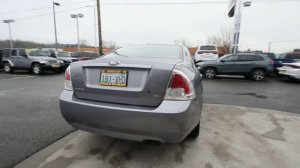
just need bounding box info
[108,61,120,66]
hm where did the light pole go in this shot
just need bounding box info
[232,0,252,54]
[53,1,60,51]
[96,0,103,55]
[3,19,14,49]
[86,4,98,53]
[70,14,84,52]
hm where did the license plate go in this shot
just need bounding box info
[99,69,128,87]
[52,64,60,68]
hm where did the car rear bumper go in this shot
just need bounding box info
[195,54,219,62]
[41,64,62,70]
[278,68,300,79]
[59,90,202,143]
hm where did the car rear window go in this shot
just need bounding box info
[265,53,276,59]
[105,45,182,59]
[200,46,216,51]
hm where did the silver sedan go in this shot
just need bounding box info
[59,44,203,143]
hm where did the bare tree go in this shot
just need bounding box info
[207,28,232,54]
[174,38,192,47]
[103,41,118,49]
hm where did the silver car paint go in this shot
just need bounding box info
[60,45,203,143]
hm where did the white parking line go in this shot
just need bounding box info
[12,75,35,79]
[0,74,35,79]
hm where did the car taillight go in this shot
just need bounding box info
[269,60,274,64]
[198,51,204,54]
[164,70,195,100]
[64,66,73,91]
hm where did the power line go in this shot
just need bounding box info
[13,6,88,21]
[239,39,300,47]
[2,0,300,16]
[0,0,94,16]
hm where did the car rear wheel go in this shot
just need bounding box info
[32,63,42,75]
[3,63,13,73]
[204,68,216,79]
[187,122,200,139]
[251,69,266,81]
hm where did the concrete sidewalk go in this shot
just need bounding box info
[15,104,300,168]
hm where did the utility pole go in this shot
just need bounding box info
[86,4,97,53]
[53,1,60,51]
[268,41,271,53]
[96,0,103,55]
[3,19,14,49]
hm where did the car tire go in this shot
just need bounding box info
[187,122,200,139]
[251,69,266,81]
[204,68,216,79]
[3,62,13,73]
[32,63,42,75]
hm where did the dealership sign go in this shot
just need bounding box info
[228,0,236,17]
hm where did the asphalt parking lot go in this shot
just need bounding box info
[0,71,299,168]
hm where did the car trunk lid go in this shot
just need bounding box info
[71,58,181,107]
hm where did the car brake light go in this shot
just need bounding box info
[269,60,274,64]
[64,66,73,91]
[164,70,195,100]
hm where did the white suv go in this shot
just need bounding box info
[194,45,219,62]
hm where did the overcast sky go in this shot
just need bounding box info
[0,0,299,53]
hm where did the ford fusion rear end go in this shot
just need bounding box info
[59,45,203,143]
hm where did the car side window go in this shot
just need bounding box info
[3,49,10,57]
[11,50,17,56]
[286,54,293,59]
[238,55,259,61]
[19,49,27,57]
[222,55,238,62]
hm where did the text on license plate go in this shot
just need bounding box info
[99,69,128,87]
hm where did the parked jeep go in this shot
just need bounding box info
[2,48,63,75]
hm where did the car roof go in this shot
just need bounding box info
[236,53,260,56]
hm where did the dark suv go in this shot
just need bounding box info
[197,53,274,81]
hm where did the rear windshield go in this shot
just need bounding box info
[105,45,182,59]
[200,46,216,51]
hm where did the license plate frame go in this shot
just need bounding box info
[52,64,60,68]
[99,69,128,87]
